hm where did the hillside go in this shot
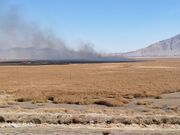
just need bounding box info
[124,34,180,57]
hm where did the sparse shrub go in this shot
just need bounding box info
[94,100,113,107]
[167,106,178,112]
[133,93,144,98]
[106,119,113,124]
[32,100,47,104]
[94,99,122,107]
[118,118,132,125]
[152,118,161,125]
[6,119,17,123]
[0,116,5,123]
[52,100,59,104]
[16,98,25,102]
[143,118,153,125]
[133,117,143,125]
[136,100,152,105]
[71,115,89,124]
[161,117,168,124]
[72,116,81,124]
[30,118,41,124]
[72,117,80,124]
[102,131,111,135]
[122,119,132,125]
[154,95,162,99]
[168,117,180,125]
[122,98,129,104]
[47,96,54,101]
[57,115,72,125]
[143,117,161,125]
[123,95,134,99]
[57,119,72,125]
[31,101,36,104]
[74,102,81,105]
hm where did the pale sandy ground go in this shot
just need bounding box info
[0,123,180,135]
[0,91,179,134]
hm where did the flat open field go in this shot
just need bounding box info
[0,59,180,134]
[0,59,180,106]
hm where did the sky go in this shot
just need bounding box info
[2,0,180,53]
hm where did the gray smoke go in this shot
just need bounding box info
[0,5,99,60]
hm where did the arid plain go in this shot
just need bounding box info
[0,59,180,106]
[0,59,180,135]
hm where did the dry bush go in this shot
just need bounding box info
[167,106,178,112]
[32,100,47,104]
[47,96,54,101]
[102,131,111,135]
[0,116,5,123]
[30,118,41,124]
[94,100,119,107]
[15,98,29,102]
[154,95,162,99]
[94,97,128,107]
[136,100,152,105]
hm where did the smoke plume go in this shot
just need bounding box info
[0,2,130,62]
[0,4,100,60]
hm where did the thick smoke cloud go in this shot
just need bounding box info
[0,4,98,60]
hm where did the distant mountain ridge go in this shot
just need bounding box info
[124,34,180,57]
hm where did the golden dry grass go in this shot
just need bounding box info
[0,59,180,106]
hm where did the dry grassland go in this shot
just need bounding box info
[0,59,180,106]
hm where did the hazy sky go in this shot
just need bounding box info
[3,0,180,53]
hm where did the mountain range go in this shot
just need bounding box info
[123,34,180,57]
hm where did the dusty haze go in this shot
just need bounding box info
[0,4,107,60]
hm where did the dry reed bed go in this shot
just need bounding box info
[0,59,180,106]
